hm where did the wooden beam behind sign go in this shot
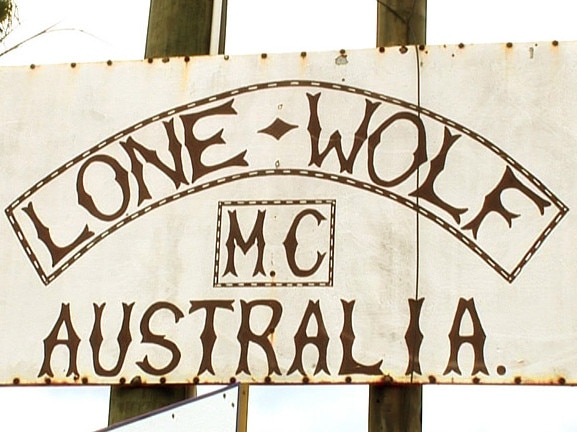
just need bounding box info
[0,43,572,385]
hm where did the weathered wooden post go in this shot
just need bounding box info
[144,0,226,58]
[377,0,426,47]
[108,0,230,425]
[370,1,426,431]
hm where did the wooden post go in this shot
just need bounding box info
[376,0,426,47]
[237,384,250,432]
[108,0,227,425]
[371,1,426,431]
[368,385,422,432]
[108,385,197,425]
[145,0,227,57]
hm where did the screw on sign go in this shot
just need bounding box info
[0,47,572,386]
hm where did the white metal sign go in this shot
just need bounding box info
[0,43,573,385]
[101,385,239,431]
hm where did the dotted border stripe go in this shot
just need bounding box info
[213,201,224,287]
[213,199,336,288]
[13,168,566,286]
[4,80,567,285]
[6,80,564,212]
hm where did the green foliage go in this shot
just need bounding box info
[0,0,16,40]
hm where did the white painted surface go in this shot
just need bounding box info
[0,45,573,386]
[102,385,238,431]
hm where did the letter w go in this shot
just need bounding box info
[224,210,266,277]
[307,93,380,173]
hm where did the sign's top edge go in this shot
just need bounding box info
[0,40,572,69]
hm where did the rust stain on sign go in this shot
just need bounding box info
[0,44,575,385]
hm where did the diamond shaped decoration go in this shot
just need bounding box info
[258,118,298,141]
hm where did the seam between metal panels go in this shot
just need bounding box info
[411,43,422,385]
